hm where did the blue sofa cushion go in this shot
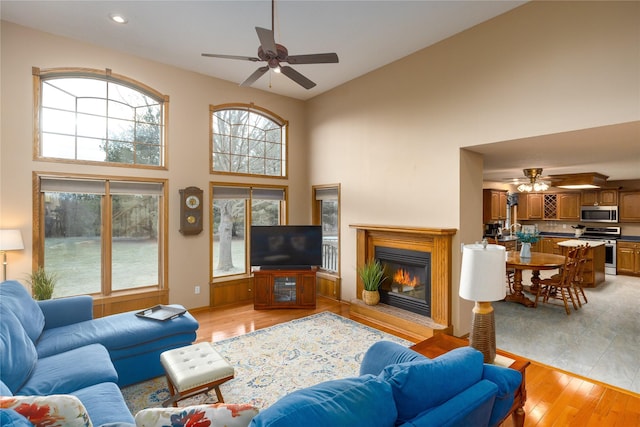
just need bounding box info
[399,379,497,427]
[71,382,136,426]
[0,380,13,396]
[379,347,484,424]
[38,295,93,329]
[0,281,45,343]
[0,409,32,427]
[36,308,198,359]
[17,343,118,396]
[0,309,38,393]
[249,375,397,427]
[359,340,426,376]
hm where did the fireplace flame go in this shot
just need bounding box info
[393,268,418,288]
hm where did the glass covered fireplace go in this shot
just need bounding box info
[375,246,431,317]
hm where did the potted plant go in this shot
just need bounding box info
[358,259,386,305]
[27,266,58,300]
[515,231,540,258]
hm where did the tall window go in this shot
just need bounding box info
[37,176,166,297]
[313,185,340,273]
[210,104,287,177]
[34,67,167,167]
[212,185,286,279]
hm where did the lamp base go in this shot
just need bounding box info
[469,301,496,364]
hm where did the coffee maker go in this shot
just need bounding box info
[484,222,502,238]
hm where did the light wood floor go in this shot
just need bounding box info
[191,297,640,427]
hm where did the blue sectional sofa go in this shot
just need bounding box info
[0,280,199,426]
[249,340,523,427]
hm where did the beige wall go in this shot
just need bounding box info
[0,21,307,309]
[1,1,638,335]
[306,1,639,335]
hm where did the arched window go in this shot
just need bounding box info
[34,67,167,168]
[210,103,287,177]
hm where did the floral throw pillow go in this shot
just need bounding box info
[134,403,259,427]
[0,395,92,427]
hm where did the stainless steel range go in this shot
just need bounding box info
[579,226,621,275]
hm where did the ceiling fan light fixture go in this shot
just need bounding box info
[517,168,548,192]
[551,172,609,190]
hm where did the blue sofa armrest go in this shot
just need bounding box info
[38,295,94,329]
[399,379,498,427]
[482,364,522,427]
[359,341,427,376]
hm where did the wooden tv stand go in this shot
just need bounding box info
[253,268,317,309]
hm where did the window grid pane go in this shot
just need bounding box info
[212,199,246,277]
[321,200,339,272]
[44,192,103,297]
[39,74,165,167]
[211,107,286,177]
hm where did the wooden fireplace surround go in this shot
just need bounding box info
[351,224,456,337]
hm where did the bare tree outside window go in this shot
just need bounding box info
[211,106,286,177]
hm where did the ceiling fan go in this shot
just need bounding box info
[507,168,551,192]
[201,0,339,89]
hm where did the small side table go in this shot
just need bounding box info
[410,334,529,427]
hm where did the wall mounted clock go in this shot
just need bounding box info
[179,186,203,235]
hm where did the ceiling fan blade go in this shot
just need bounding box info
[255,27,277,56]
[279,66,316,89]
[202,53,261,62]
[240,66,269,87]
[285,53,339,65]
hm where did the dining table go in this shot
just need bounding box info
[505,251,566,307]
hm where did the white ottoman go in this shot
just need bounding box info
[160,342,235,407]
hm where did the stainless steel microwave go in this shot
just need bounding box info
[580,205,618,223]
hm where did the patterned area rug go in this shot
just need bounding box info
[121,311,411,414]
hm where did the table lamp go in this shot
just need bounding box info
[0,229,24,281]
[459,241,506,364]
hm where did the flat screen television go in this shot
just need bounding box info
[250,225,322,269]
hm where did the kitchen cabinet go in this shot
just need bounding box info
[582,189,618,206]
[516,193,542,220]
[557,193,581,220]
[540,237,564,255]
[527,193,543,219]
[516,193,528,220]
[619,191,640,222]
[524,192,580,221]
[253,269,316,309]
[483,189,508,223]
[617,241,640,276]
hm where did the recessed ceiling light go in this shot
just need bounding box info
[109,14,128,24]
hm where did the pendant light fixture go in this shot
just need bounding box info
[517,168,549,192]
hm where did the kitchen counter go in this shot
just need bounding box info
[557,239,605,247]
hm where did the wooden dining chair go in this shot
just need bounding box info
[546,244,590,308]
[570,244,590,307]
[535,247,579,315]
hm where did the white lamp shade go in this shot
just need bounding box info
[0,229,24,251]
[459,243,506,302]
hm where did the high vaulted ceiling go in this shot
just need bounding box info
[1,0,525,100]
[2,1,638,183]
